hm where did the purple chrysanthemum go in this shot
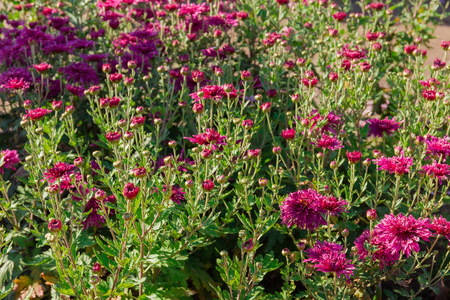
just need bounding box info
[367,117,401,138]
[163,185,186,204]
[83,193,116,229]
[280,189,326,230]
[373,213,431,258]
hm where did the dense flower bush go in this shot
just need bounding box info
[1,0,450,299]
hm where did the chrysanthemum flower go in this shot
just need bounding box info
[25,107,52,121]
[123,183,139,200]
[43,162,75,190]
[315,251,355,279]
[305,241,343,263]
[425,135,450,158]
[184,128,227,151]
[374,153,413,175]
[280,189,326,230]
[367,117,401,138]
[319,195,348,216]
[429,216,450,240]
[281,128,295,140]
[373,213,431,258]
[347,151,362,164]
[313,134,343,151]
[0,149,19,174]
[163,185,186,204]
[83,193,116,229]
[422,161,450,183]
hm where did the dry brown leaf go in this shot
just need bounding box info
[13,275,45,300]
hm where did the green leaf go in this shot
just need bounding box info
[0,282,13,300]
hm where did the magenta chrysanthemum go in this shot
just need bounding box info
[314,251,355,279]
[374,153,413,175]
[184,128,227,151]
[429,216,450,240]
[26,108,52,121]
[0,149,20,174]
[425,135,450,158]
[373,213,431,258]
[422,161,450,183]
[83,193,116,229]
[367,117,401,138]
[305,241,343,263]
[163,185,186,204]
[354,230,400,269]
[43,162,76,190]
[280,189,326,230]
[319,195,348,216]
[313,134,343,151]
[305,241,354,279]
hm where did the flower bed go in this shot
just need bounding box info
[1,0,450,299]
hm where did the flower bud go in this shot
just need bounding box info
[93,151,102,158]
[366,209,377,220]
[154,118,162,125]
[89,276,100,285]
[330,161,337,170]
[168,140,177,148]
[113,160,123,169]
[217,175,227,184]
[258,178,268,187]
[341,228,349,237]
[48,219,62,233]
[282,248,290,256]
[123,213,133,221]
[45,233,55,243]
[220,250,228,257]
[272,146,282,155]
[185,180,194,188]
[297,242,306,250]
[363,158,371,167]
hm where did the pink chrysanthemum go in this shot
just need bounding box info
[429,216,450,240]
[422,161,450,183]
[313,134,343,151]
[280,189,326,230]
[373,213,431,258]
[374,153,413,175]
[43,162,76,190]
[0,149,20,174]
[367,117,401,138]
